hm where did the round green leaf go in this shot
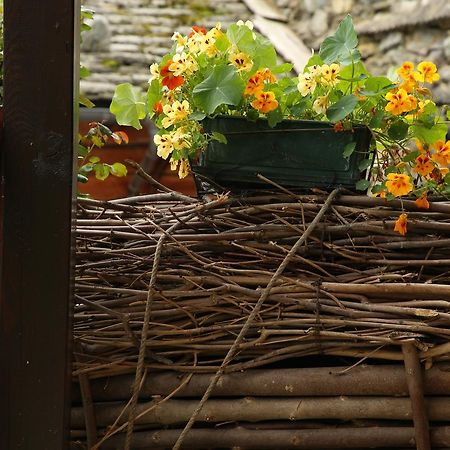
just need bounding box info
[326,95,358,122]
[110,83,146,130]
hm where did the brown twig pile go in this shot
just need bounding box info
[74,191,450,379]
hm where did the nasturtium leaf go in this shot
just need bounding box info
[79,164,93,173]
[369,110,385,129]
[447,110,450,121]
[385,165,397,175]
[190,111,207,121]
[110,83,146,130]
[371,184,385,194]
[342,142,356,158]
[403,150,420,162]
[193,65,245,115]
[355,179,370,191]
[326,94,358,122]
[226,24,254,51]
[211,132,228,144]
[358,158,372,171]
[80,66,91,79]
[388,120,409,140]
[146,79,162,116]
[411,122,448,145]
[89,156,100,163]
[94,164,110,181]
[78,144,89,158]
[272,63,294,74]
[267,107,284,128]
[110,162,127,177]
[214,34,231,52]
[319,15,360,65]
[304,54,324,69]
[251,35,277,69]
[360,77,395,96]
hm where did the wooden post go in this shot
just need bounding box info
[0,0,79,448]
[402,341,431,450]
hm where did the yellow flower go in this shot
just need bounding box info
[169,52,198,76]
[154,134,174,159]
[171,32,188,52]
[416,61,440,83]
[169,157,178,172]
[297,73,317,97]
[307,64,322,80]
[414,155,434,177]
[312,95,329,115]
[251,91,279,113]
[171,127,191,150]
[178,159,190,178]
[431,140,450,166]
[320,63,340,86]
[394,213,408,236]
[149,63,160,81]
[385,173,413,197]
[229,52,253,72]
[385,89,415,115]
[399,72,419,93]
[396,61,414,80]
[415,139,429,154]
[162,100,191,128]
[415,192,430,209]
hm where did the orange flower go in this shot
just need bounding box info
[385,89,414,115]
[414,155,434,176]
[385,173,413,197]
[251,91,279,113]
[333,122,344,132]
[431,140,450,166]
[244,73,263,96]
[396,61,414,80]
[416,61,440,83]
[394,213,408,236]
[160,60,184,90]
[188,26,207,37]
[415,193,430,209]
[153,101,163,114]
[258,68,277,84]
[399,72,419,93]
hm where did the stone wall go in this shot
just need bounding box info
[81,0,450,103]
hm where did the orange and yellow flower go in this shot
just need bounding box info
[297,73,317,97]
[251,91,279,113]
[244,69,276,96]
[431,140,450,166]
[396,61,415,80]
[385,173,413,197]
[385,89,416,115]
[416,61,440,84]
[229,52,253,72]
[321,63,340,86]
[160,60,184,90]
[414,154,434,177]
[415,192,430,209]
[394,213,408,236]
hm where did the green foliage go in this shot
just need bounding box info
[319,15,360,65]
[326,95,358,122]
[110,83,146,129]
[193,65,245,115]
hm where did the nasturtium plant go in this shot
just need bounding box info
[110,15,450,236]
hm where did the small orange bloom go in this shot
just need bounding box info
[385,173,413,197]
[244,73,263,96]
[394,213,408,236]
[414,155,434,176]
[251,91,279,114]
[188,26,207,37]
[396,61,414,80]
[416,61,440,84]
[399,72,418,93]
[385,89,413,115]
[415,139,429,154]
[153,101,163,114]
[160,60,184,90]
[431,140,450,166]
[333,122,344,132]
[415,193,430,209]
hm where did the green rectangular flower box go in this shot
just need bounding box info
[192,116,372,193]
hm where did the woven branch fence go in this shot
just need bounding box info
[72,188,450,449]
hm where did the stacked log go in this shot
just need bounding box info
[73,190,450,448]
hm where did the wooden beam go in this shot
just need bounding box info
[0,0,79,448]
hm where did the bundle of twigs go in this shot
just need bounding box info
[74,189,450,378]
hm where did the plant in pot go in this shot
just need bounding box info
[110,16,450,228]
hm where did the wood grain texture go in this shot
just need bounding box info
[0,0,79,449]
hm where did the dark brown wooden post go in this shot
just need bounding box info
[0,0,79,448]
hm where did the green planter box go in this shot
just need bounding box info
[192,116,372,193]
